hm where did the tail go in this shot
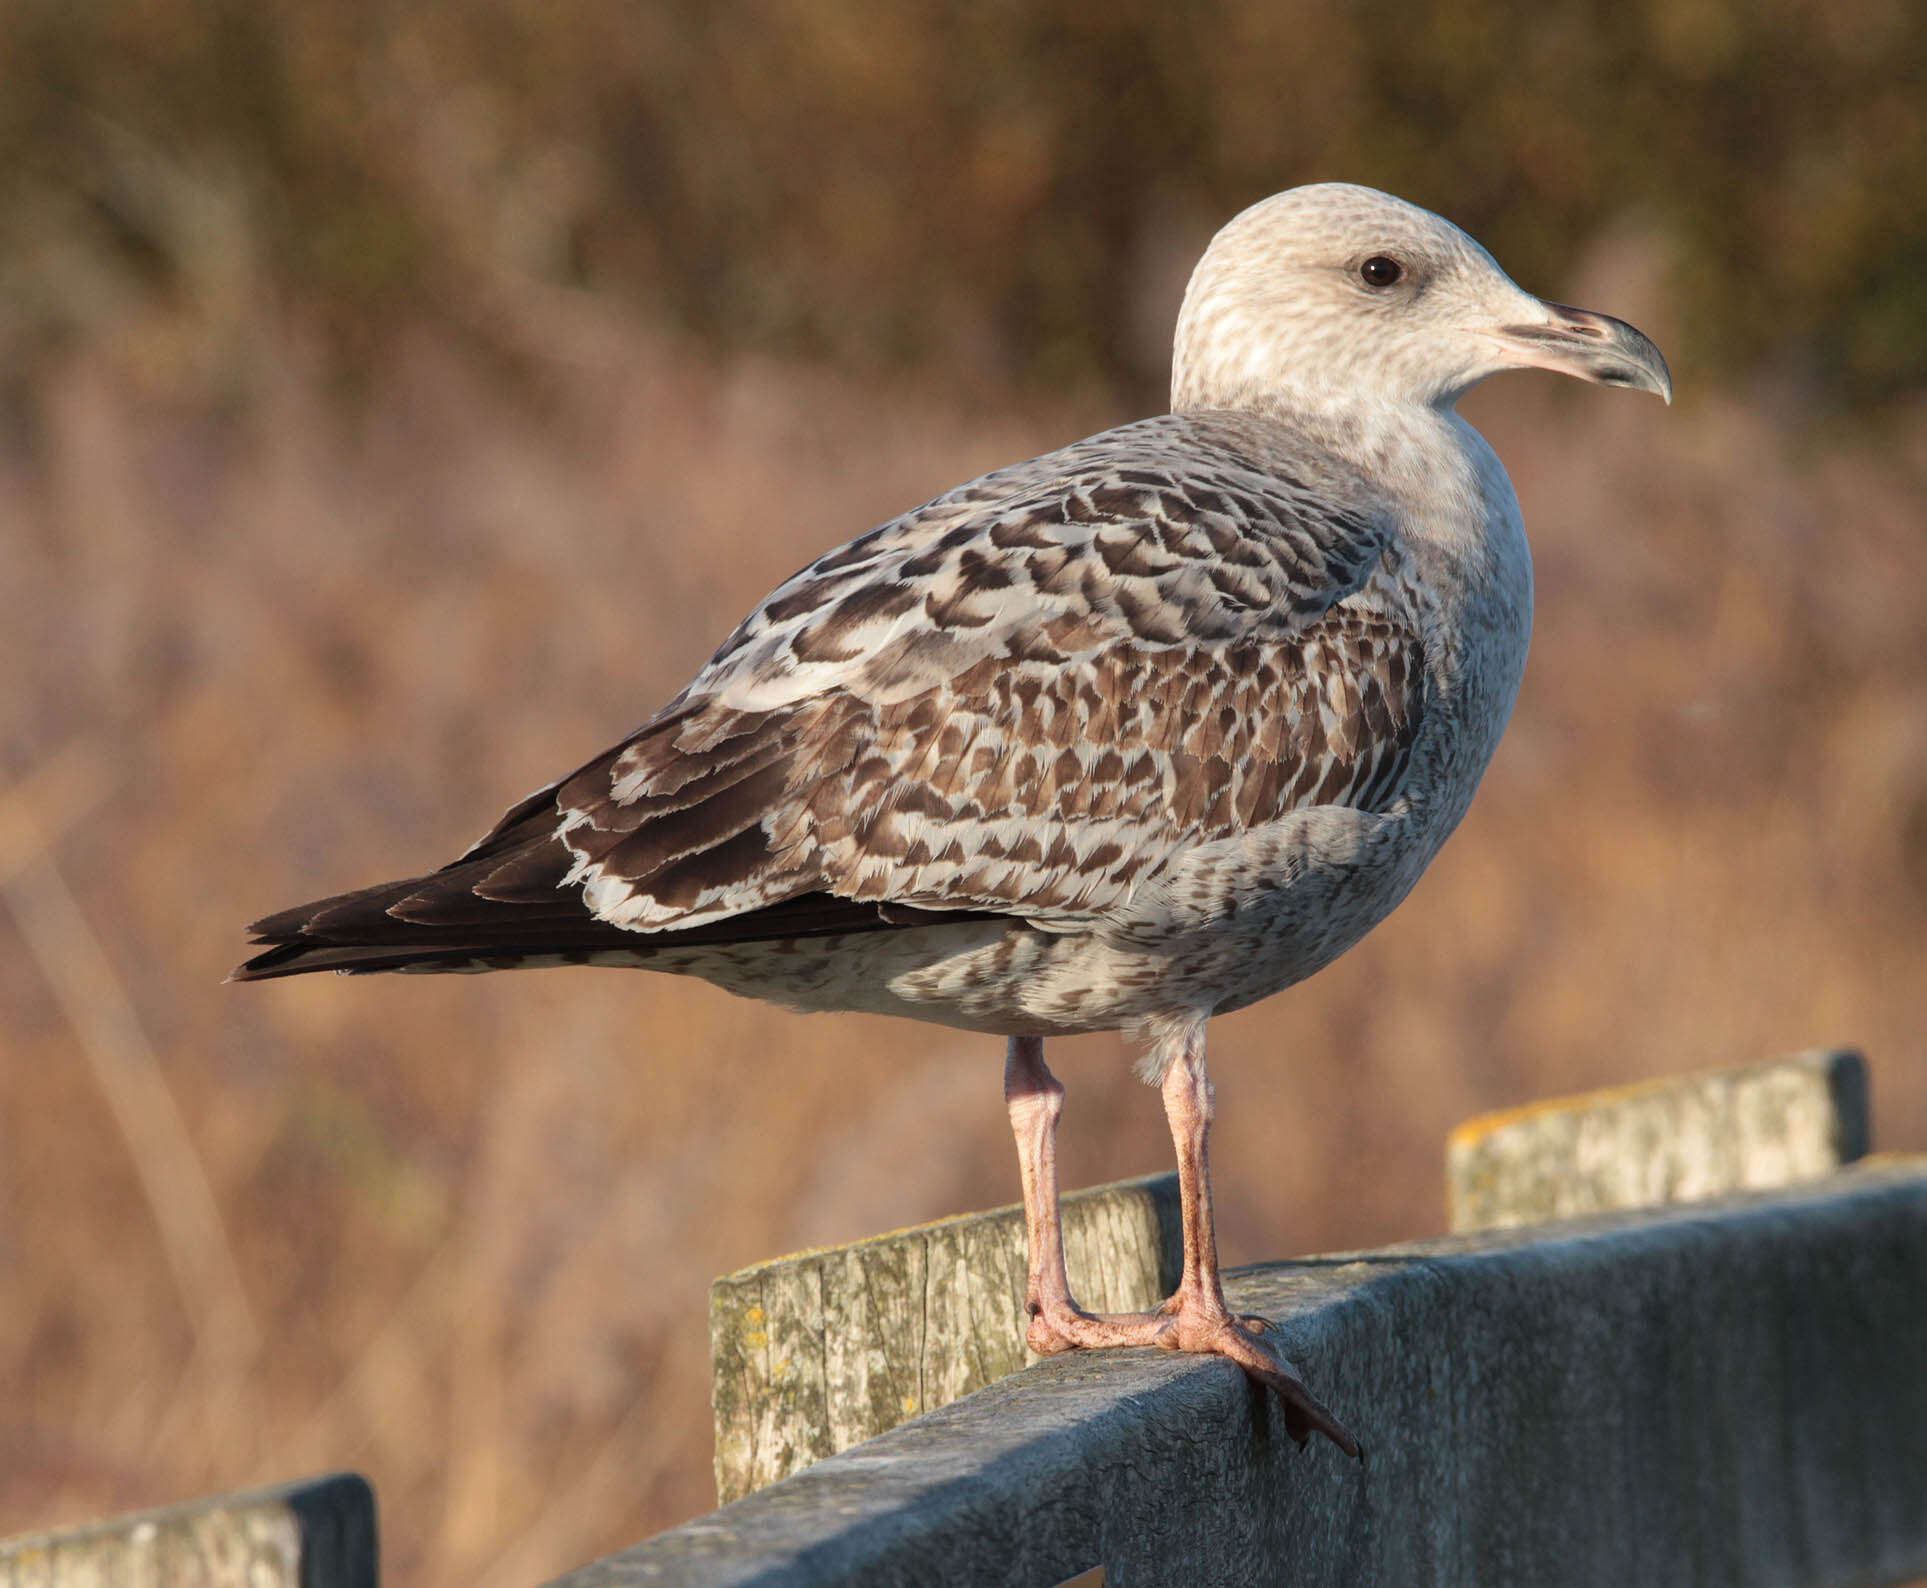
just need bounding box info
[232,830,1002,982]
[229,827,654,981]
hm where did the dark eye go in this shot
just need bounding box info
[1359,255,1403,288]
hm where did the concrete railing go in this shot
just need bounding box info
[557,1161,1927,1587]
[8,1050,1921,1588]
[705,1047,1877,1505]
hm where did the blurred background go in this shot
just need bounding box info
[1,1,1923,1582]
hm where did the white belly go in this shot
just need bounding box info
[626,798,1442,1039]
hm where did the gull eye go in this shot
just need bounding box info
[1359,255,1403,288]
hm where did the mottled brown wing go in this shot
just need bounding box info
[236,411,1429,980]
[477,411,1425,938]
[556,591,1424,932]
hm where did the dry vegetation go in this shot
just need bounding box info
[0,7,1923,1579]
[1,270,1922,1582]
[2,1,1923,404]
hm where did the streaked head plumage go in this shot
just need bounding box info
[1172,182,1670,415]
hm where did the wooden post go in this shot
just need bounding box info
[1446,1047,1869,1232]
[559,1161,1927,1588]
[709,1171,1180,1503]
[0,1472,375,1588]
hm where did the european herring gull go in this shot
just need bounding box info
[236,183,1671,1454]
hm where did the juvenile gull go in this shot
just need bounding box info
[236,183,1670,1454]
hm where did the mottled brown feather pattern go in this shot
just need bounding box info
[234,177,1604,1095]
[238,408,1433,981]
[547,412,1428,934]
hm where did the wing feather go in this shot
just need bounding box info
[557,412,1429,932]
[238,410,1432,979]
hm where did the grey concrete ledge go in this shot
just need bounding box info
[547,1161,1927,1588]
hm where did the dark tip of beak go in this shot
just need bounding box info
[1499,301,1673,405]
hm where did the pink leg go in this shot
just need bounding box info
[1003,1029,1359,1456]
[1004,1036,1168,1351]
[1153,1024,1359,1455]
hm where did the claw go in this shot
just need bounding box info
[1193,1313,1361,1459]
[1028,1296,1359,1458]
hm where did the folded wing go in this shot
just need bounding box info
[235,414,1427,979]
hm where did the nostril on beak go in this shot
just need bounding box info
[1541,302,1613,340]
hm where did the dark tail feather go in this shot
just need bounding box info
[231,936,620,980]
[229,831,640,981]
[231,937,509,981]
[232,823,1014,983]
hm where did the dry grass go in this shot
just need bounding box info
[0,282,1922,1582]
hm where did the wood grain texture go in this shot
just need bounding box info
[0,1472,375,1588]
[1446,1048,1869,1232]
[563,1161,1927,1588]
[710,1173,1180,1503]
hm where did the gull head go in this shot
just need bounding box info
[1171,183,1671,416]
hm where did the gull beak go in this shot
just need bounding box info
[1489,300,1673,404]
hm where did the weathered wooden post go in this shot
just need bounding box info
[10,1047,1913,1588]
[1446,1047,1869,1230]
[0,1472,375,1588]
[567,1150,1927,1587]
[709,1171,1181,1501]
